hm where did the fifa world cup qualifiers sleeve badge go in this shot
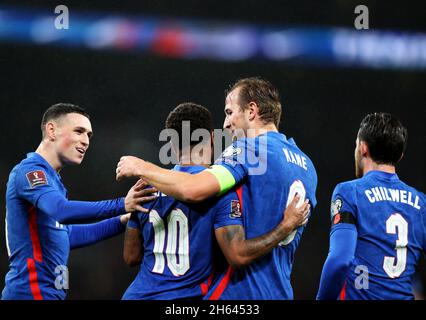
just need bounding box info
[230,200,242,218]
[26,170,48,188]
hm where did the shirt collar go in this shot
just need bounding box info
[364,170,399,181]
[26,152,59,176]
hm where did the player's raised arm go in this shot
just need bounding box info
[68,214,130,250]
[116,156,221,203]
[34,178,157,224]
[215,194,310,268]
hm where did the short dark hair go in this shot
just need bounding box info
[165,102,212,151]
[227,77,282,127]
[41,103,89,137]
[358,112,407,166]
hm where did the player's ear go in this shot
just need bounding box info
[247,102,258,121]
[359,141,369,158]
[45,121,56,141]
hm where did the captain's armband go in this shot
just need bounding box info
[205,165,236,196]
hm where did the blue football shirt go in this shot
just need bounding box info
[205,131,318,300]
[2,152,126,300]
[122,165,243,300]
[330,170,426,300]
[3,153,73,299]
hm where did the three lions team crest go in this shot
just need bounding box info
[330,198,356,226]
[330,198,342,218]
[26,170,48,188]
[222,146,242,158]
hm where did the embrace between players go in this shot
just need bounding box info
[2,77,425,300]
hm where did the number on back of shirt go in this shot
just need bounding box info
[383,213,408,278]
[149,209,190,276]
[279,180,307,246]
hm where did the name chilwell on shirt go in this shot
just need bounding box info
[364,187,421,210]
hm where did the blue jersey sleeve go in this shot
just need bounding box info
[15,165,126,223]
[68,216,125,250]
[37,192,125,224]
[317,182,358,300]
[316,224,358,300]
[127,212,141,229]
[330,182,358,223]
[15,165,61,205]
[214,139,251,185]
[213,191,243,229]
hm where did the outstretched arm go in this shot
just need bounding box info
[38,193,126,224]
[116,156,220,202]
[37,179,157,224]
[215,194,310,268]
[69,214,130,250]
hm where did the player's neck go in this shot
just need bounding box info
[35,141,62,172]
[178,152,210,168]
[246,122,278,138]
[363,160,396,176]
[178,162,210,168]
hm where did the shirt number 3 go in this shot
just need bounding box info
[383,213,408,278]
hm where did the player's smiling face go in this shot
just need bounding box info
[223,87,250,138]
[54,113,93,166]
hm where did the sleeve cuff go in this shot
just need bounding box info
[118,197,126,214]
[115,215,126,232]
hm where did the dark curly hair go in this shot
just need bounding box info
[358,112,407,166]
[165,102,213,151]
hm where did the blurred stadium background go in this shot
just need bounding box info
[0,0,425,299]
